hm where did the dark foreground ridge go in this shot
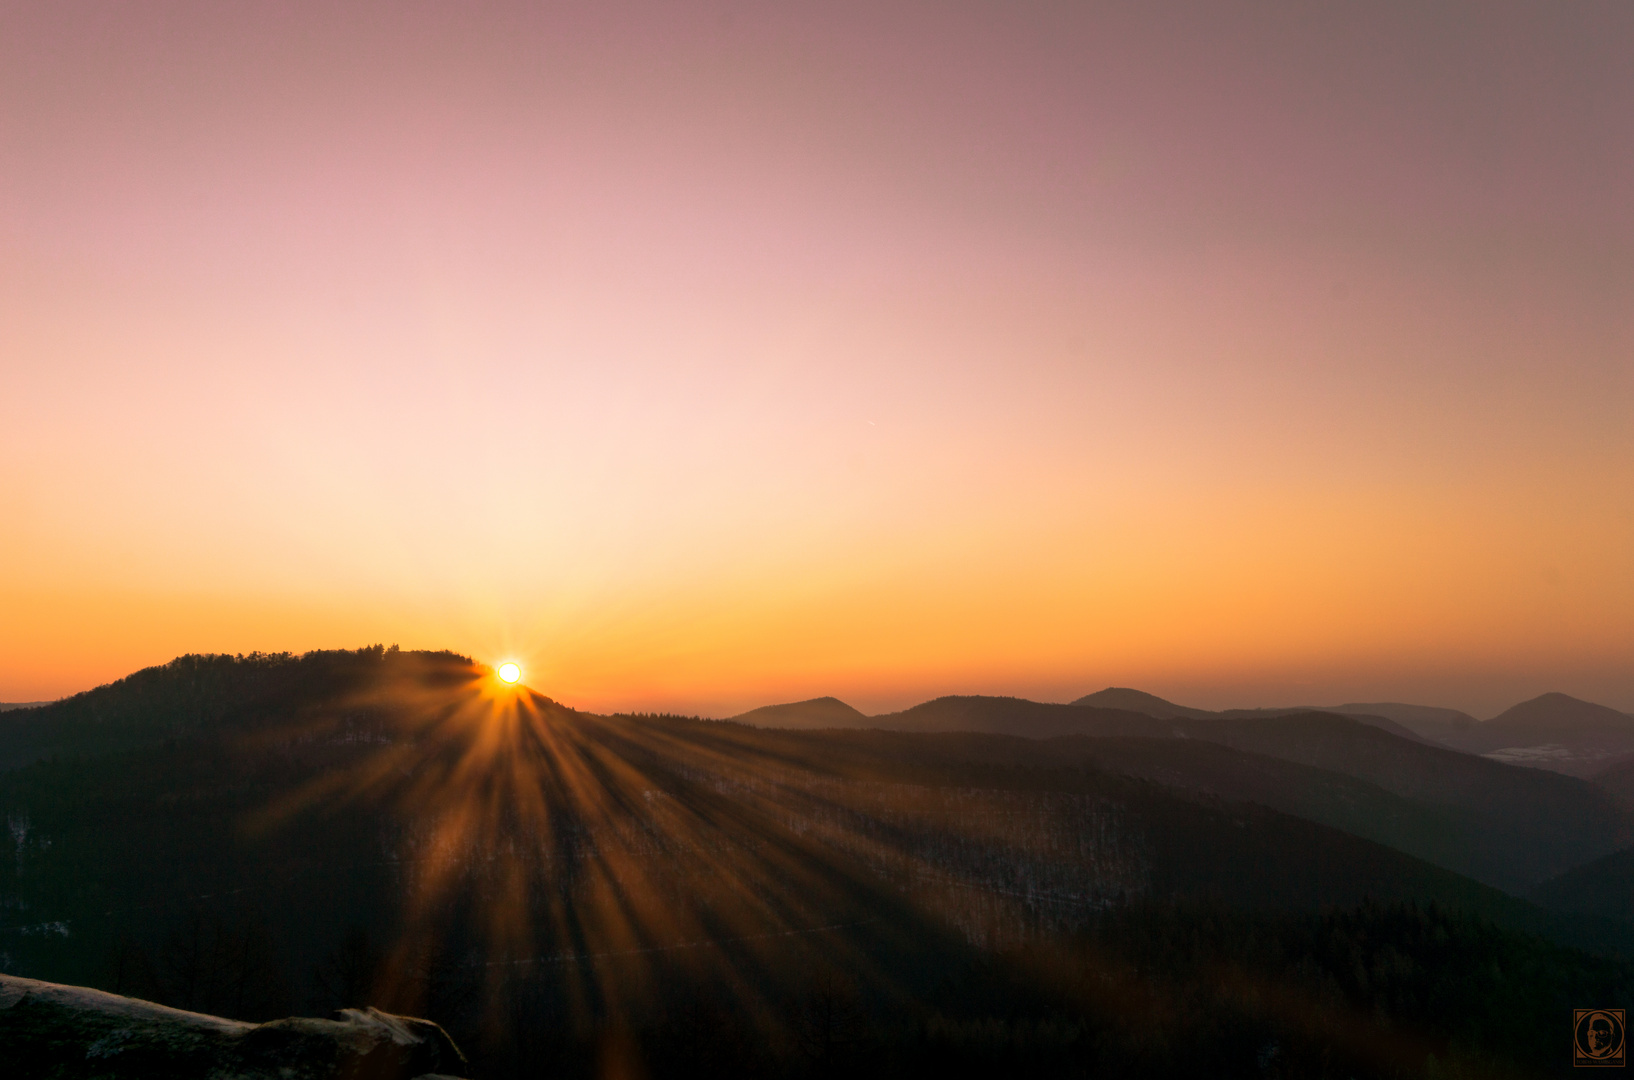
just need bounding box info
[0,973,469,1080]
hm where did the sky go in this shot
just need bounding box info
[2,1,1631,717]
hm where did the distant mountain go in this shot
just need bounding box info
[880,695,1155,738]
[842,695,1631,890]
[1214,707,1434,745]
[0,702,50,712]
[937,732,1605,892]
[1421,693,1634,776]
[725,688,1438,745]
[729,692,1634,884]
[1474,692,1634,751]
[1069,687,1437,745]
[1070,687,1213,720]
[726,696,868,729]
[1325,702,1479,739]
[1069,688,1634,777]
[1149,711,1631,888]
[1486,692,1634,737]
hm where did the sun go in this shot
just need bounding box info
[496,662,522,685]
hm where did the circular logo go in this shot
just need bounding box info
[1575,1009,1626,1061]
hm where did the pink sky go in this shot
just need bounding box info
[2,2,1631,716]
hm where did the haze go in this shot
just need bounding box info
[2,1,1630,716]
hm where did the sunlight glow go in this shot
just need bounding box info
[497,662,522,684]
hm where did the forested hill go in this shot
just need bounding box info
[859,694,1630,891]
[0,647,472,770]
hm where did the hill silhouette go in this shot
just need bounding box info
[1485,693,1634,742]
[1070,687,1212,719]
[865,696,1631,890]
[1454,693,1634,775]
[726,696,868,728]
[983,734,1612,893]
[966,686,1634,777]
[1316,693,1634,775]
[1327,701,1480,740]
[1070,687,1438,745]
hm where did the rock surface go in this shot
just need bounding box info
[0,973,470,1079]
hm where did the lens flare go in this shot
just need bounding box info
[497,662,521,684]
[244,650,1144,1054]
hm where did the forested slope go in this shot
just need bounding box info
[2,649,1627,1078]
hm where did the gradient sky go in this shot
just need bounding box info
[3,1,1631,716]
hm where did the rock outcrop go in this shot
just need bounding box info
[0,973,469,1079]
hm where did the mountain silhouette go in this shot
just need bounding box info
[1325,701,1479,738]
[726,696,869,728]
[1421,693,1634,776]
[1068,687,1634,777]
[1069,687,1437,745]
[725,693,1629,891]
[1070,687,1212,719]
[1488,692,1634,735]
[1478,692,1634,744]
[879,695,1158,738]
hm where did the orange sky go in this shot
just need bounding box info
[2,2,1631,716]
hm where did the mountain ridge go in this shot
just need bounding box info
[1070,687,1439,745]
[728,693,1630,891]
[1066,687,1634,777]
[726,695,869,729]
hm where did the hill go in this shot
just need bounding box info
[1070,687,1439,745]
[996,734,1579,891]
[1451,693,1634,775]
[1065,689,1634,776]
[1326,701,1480,742]
[726,696,869,728]
[852,696,1628,889]
[1483,692,1634,745]
[1069,687,1212,719]
[881,695,1152,738]
[1332,693,1634,775]
[0,646,472,770]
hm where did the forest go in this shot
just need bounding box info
[2,647,1629,1078]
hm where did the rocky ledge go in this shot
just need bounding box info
[0,973,469,1079]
